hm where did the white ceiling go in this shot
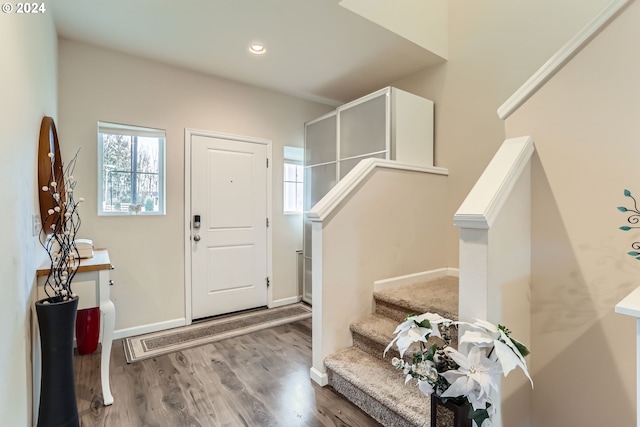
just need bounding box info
[51,0,444,106]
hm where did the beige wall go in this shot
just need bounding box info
[0,11,57,427]
[506,1,639,424]
[58,39,332,332]
[392,0,610,268]
[318,168,449,363]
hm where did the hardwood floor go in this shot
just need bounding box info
[74,318,381,426]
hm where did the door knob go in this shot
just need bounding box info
[193,234,201,242]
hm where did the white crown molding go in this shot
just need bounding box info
[454,136,534,229]
[307,158,448,222]
[497,0,630,120]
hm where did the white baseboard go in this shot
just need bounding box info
[310,367,328,386]
[446,267,460,277]
[270,296,302,308]
[374,267,459,292]
[113,318,186,340]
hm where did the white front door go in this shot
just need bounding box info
[190,134,268,319]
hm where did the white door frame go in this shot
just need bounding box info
[184,128,273,325]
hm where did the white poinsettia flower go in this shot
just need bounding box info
[385,312,450,357]
[492,339,533,386]
[460,322,533,387]
[385,325,432,357]
[440,346,501,411]
[413,312,447,339]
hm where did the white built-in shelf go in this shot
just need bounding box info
[616,286,640,318]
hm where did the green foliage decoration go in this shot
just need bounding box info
[618,189,640,260]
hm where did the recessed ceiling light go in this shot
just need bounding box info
[249,43,266,55]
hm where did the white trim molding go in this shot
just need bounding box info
[454,136,534,229]
[308,158,448,222]
[113,318,186,340]
[310,367,329,386]
[270,296,302,308]
[373,268,459,292]
[497,0,630,120]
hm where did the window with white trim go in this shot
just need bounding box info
[97,122,166,215]
[283,146,304,214]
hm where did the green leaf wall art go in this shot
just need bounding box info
[618,189,640,260]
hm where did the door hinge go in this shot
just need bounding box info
[266,218,269,227]
[266,277,270,287]
[266,158,269,168]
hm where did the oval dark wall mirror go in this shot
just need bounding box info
[38,116,65,234]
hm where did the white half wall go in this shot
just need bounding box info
[311,166,449,378]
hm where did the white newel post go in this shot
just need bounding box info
[454,136,534,427]
[615,287,640,427]
[309,218,328,386]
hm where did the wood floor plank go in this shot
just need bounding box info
[74,318,381,427]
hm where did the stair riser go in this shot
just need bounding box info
[374,300,419,323]
[351,330,417,364]
[373,302,458,350]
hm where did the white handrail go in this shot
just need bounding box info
[308,158,448,222]
[454,136,534,229]
[497,0,630,120]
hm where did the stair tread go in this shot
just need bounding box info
[325,346,430,426]
[351,313,398,344]
[374,275,459,319]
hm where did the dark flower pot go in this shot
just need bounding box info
[431,395,472,427]
[36,296,80,427]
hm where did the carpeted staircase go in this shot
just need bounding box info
[324,275,459,427]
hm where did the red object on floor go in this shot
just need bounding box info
[75,307,100,355]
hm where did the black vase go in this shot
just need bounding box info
[431,394,472,427]
[36,296,80,427]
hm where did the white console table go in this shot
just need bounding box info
[35,249,116,406]
[615,286,640,427]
